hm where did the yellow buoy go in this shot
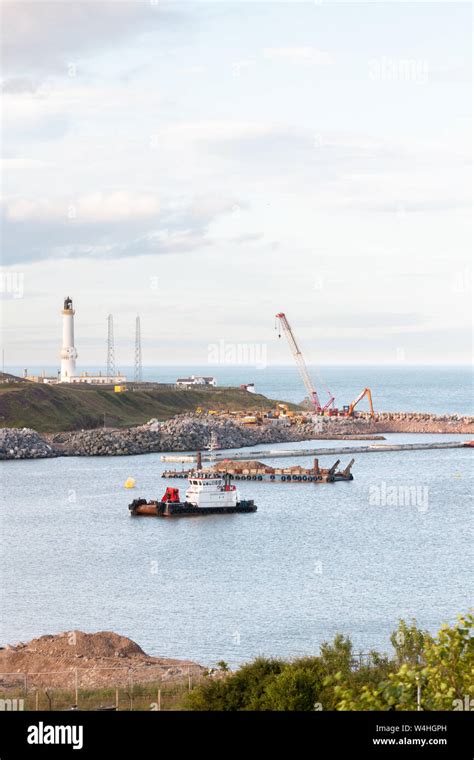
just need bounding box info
[124,477,136,489]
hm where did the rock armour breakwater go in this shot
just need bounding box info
[47,416,321,457]
[0,427,56,459]
[343,411,472,435]
[0,412,472,459]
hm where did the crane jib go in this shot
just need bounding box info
[275,312,374,418]
[275,312,330,411]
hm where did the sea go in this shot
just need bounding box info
[1,365,472,666]
[8,364,474,414]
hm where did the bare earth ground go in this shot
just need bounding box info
[0,631,205,690]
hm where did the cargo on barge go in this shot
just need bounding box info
[162,457,355,484]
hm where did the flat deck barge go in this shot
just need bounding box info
[162,457,355,484]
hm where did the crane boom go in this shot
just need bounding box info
[275,312,323,410]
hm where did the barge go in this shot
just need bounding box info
[162,457,355,484]
[129,473,257,517]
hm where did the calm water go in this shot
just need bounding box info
[10,365,474,415]
[1,433,472,666]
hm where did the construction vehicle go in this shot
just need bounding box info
[242,413,264,425]
[345,387,374,417]
[114,385,127,393]
[275,312,335,413]
[265,403,293,423]
[276,403,295,418]
[161,487,180,503]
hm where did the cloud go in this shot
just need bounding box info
[0,192,241,264]
[1,0,182,77]
[0,158,52,170]
[354,199,471,214]
[284,311,423,332]
[4,192,161,223]
[156,121,469,213]
[263,47,334,66]
[317,312,423,330]
[225,232,263,245]
[2,80,169,146]
[157,120,403,170]
[1,76,40,94]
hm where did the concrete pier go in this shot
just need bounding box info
[161,440,472,463]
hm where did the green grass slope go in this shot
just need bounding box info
[0,382,300,433]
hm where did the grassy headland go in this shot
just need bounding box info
[0,380,300,433]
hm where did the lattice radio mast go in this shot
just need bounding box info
[107,314,116,379]
[134,315,142,382]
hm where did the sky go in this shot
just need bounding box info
[1,0,472,369]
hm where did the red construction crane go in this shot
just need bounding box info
[275,312,335,413]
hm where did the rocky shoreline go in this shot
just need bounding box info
[0,428,57,459]
[0,412,472,460]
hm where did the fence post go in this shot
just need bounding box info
[115,688,119,711]
[35,690,39,711]
[128,669,133,711]
[74,668,78,707]
[158,689,161,711]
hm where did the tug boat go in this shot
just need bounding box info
[129,473,257,517]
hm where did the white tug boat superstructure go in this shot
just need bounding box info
[129,473,257,517]
[185,477,238,508]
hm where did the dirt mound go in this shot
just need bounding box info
[10,630,145,659]
[212,460,268,471]
[0,631,204,689]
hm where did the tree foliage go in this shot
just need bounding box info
[335,613,473,711]
[186,612,473,711]
[390,618,430,666]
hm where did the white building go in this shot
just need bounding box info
[176,375,216,388]
[24,370,59,384]
[67,372,126,385]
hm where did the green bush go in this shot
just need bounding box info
[186,613,473,711]
[335,612,473,711]
[186,657,285,711]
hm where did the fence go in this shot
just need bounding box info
[0,667,204,711]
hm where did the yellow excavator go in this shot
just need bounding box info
[344,388,374,417]
[276,403,296,418]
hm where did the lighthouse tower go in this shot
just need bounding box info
[60,296,78,382]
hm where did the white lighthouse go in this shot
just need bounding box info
[60,296,78,382]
